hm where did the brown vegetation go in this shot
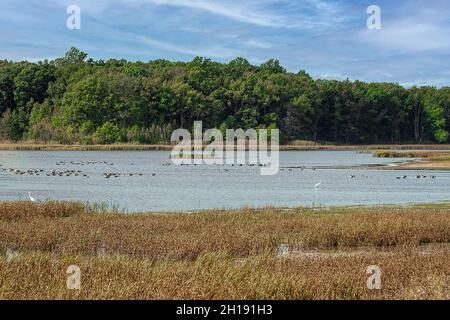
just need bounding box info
[2,202,450,257]
[373,150,450,158]
[1,251,449,300]
[374,150,450,170]
[1,201,449,300]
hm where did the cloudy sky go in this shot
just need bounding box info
[1,0,449,86]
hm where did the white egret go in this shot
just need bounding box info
[315,182,322,189]
[28,192,37,202]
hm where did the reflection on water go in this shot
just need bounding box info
[1,150,449,212]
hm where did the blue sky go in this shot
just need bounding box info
[1,0,449,87]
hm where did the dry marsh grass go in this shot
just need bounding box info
[1,202,450,258]
[374,150,450,159]
[0,251,449,300]
[282,144,450,151]
[1,201,450,300]
[374,150,450,170]
[0,201,85,221]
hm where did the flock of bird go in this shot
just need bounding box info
[395,174,436,180]
[281,167,318,172]
[171,162,269,168]
[46,170,89,178]
[0,161,152,180]
[315,172,438,191]
[101,172,155,178]
[0,166,91,178]
[0,160,151,203]
[0,160,442,204]
[56,160,114,166]
[0,168,44,176]
[162,162,272,173]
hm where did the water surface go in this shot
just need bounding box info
[1,150,449,212]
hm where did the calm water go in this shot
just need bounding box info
[1,150,450,212]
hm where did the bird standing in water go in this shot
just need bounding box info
[28,192,37,202]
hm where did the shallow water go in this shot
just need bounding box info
[1,150,449,212]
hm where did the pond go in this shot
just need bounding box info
[1,150,449,212]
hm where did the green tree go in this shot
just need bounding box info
[95,121,120,144]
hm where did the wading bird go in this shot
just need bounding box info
[28,192,37,202]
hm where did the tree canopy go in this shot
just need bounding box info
[1,47,449,144]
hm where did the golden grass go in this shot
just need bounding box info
[374,150,450,158]
[393,160,450,170]
[374,150,450,170]
[2,203,450,258]
[1,201,450,300]
[1,251,449,300]
[0,201,85,221]
[282,144,450,151]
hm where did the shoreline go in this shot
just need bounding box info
[2,142,450,151]
[2,142,450,170]
[379,157,450,171]
[374,150,450,170]
[379,160,450,170]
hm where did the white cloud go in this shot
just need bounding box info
[140,0,285,27]
[357,19,450,52]
[135,34,242,59]
[25,0,347,30]
[245,39,272,49]
[130,0,346,29]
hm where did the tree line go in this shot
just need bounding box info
[1,47,450,145]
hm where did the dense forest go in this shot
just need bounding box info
[1,47,450,145]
